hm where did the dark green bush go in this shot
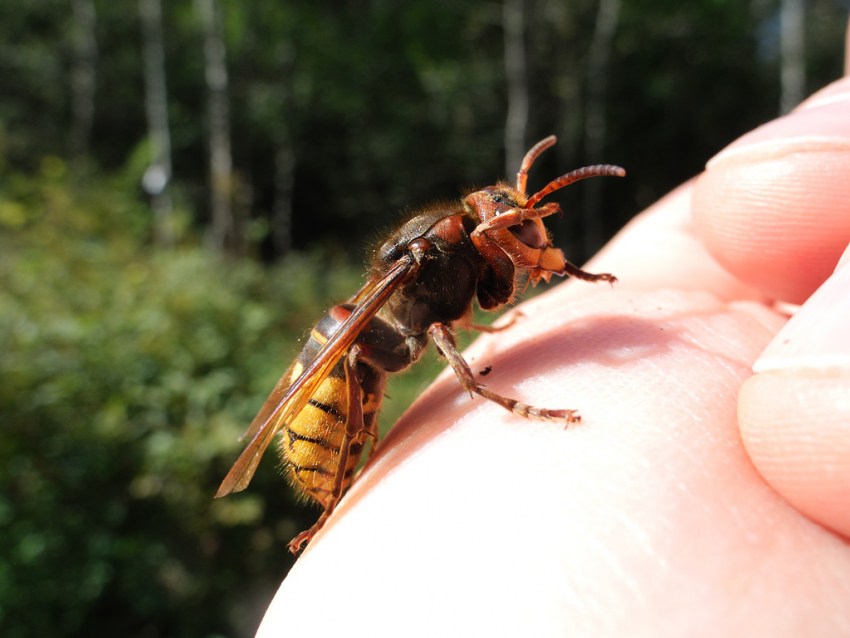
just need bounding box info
[0,159,414,637]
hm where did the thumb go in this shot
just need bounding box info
[738,249,850,537]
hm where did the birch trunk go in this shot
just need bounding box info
[583,0,620,253]
[69,0,97,161]
[196,0,235,251]
[779,0,805,114]
[503,0,528,179]
[139,0,174,246]
[272,137,295,256]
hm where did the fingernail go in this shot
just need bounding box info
[707,135,850,170]
[705,88,850,170]
[753,260,850,373]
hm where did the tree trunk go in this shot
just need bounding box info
[583,0,620,254]
[779,0,805,114]
[69,0,97,162]
[139,0,174,246]
[503,0,528,179]
[845,17,850,75]
[272,136,295,256]
[196,0,235,252]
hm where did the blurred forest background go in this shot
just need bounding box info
[1,0,846,636]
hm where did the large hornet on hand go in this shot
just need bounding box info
[216,136,625,554]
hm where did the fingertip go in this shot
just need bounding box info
[693,150,850,304]
[692,78,850,304]
[738,372,850,538]
[583,182,764,301]
[740,258,850,538]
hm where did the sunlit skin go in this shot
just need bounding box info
[258,76,850,636]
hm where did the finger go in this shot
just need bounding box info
[739,250,850,537]
[572,182,766,303]
[692,77,850,304]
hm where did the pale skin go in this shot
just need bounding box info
[257,76,850,636]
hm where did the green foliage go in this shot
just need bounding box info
[0,161,384,637]
[2,1,846,260]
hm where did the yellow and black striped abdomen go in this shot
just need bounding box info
[276,318,387,509]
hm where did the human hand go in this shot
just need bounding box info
[257,78,850,637]
[693,78,850,540]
